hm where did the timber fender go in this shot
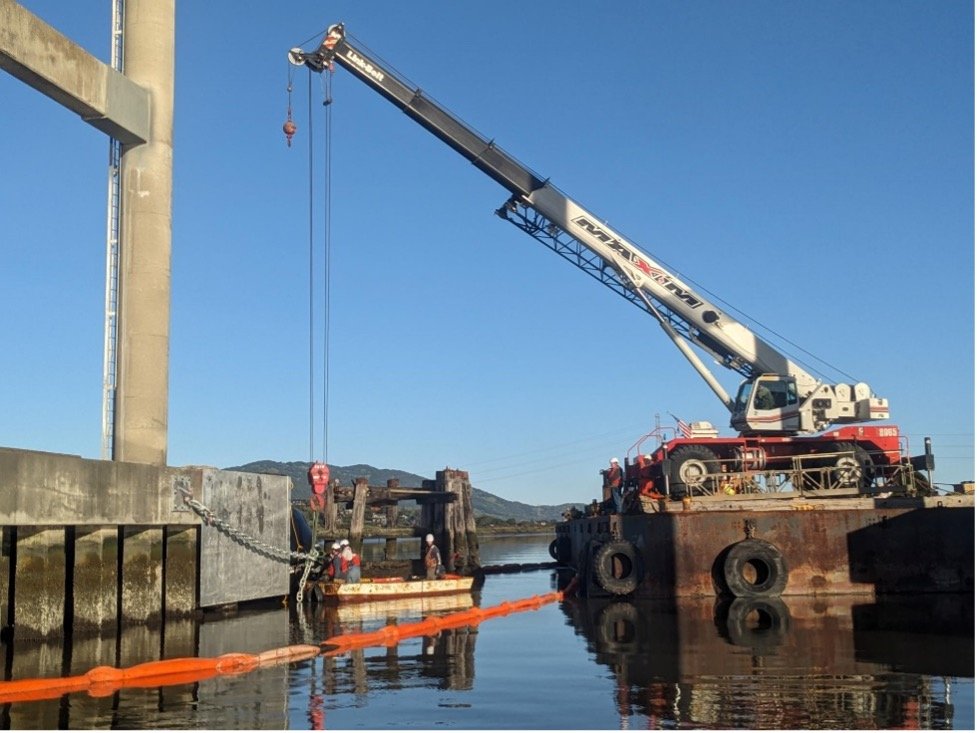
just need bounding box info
[592,540,643,596]
[723,539,788,598]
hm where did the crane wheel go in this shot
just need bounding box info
[723,539,788,598]
[668,445,719,496]
[825,442,875,489]
[592,540,643,596]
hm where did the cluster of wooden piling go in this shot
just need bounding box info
[321,468,480,574]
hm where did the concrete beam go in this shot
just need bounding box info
[0,0,150,145]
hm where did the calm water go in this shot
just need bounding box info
[1,534,973,729]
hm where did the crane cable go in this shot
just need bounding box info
[288,64,333,515]
[304,69,334,465]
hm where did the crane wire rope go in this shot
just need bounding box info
[301,65,333,466]
[320,71,333,462]
[307,70,316,462]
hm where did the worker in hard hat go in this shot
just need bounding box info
[601,458,624,513]
[327,541,343,581]
[424,533,443,580]
[341,541,362,583]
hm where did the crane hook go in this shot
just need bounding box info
[283,118,297,147]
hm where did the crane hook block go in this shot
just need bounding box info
[283,119,297,147]
[308,462,330,495]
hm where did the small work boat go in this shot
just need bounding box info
[313,575,474,604]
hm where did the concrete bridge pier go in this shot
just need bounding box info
[1,448,292,641]
[73,526,119,632]
[13,527,67,640]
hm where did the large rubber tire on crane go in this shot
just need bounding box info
[592,540,643,596]
[668,445,719,497]
[722,539,789,598]
[825,441,875,490]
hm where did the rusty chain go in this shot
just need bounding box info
[176,484,319,565]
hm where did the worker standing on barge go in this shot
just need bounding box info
[601,458,623,513]
[424,534,442,580]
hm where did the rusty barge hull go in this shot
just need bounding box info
[559,495,974,598]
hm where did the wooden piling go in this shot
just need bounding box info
[349,478,369,553]
[436,469,479,572]
[385,478,400,529]
[324,478,338,534]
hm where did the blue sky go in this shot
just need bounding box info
[1,1,973,506]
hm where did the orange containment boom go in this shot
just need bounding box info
[320,591,564,655]
[0,645,320,705]
[0,590,564,704]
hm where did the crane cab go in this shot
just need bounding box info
[730,375,801,435]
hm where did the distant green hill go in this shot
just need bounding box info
[225,460,580,522]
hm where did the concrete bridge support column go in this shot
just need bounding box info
[164,526,197,617]
[0,527,11,629]
[121,526,163,625]
[73,526,119,633]
[114,0,175,465]
[13,527,66,640]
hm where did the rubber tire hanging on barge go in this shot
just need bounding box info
[592,540,643,596]
[723,539,788,598]
[549,536,571,563]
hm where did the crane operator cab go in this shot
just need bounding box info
[731,375,801,434]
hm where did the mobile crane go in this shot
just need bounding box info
[289,24,923,499]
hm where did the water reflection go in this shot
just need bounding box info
[561,592,972,729]
[289,597,478,696]
[2,534,972,729]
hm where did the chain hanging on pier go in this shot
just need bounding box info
[176,483,317,564]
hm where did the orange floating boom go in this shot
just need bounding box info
[321,591,564,655]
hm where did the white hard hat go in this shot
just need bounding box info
[425,533,434,543]
[340,539,350,546]
[611,457,619,464]
[331,542,340,550]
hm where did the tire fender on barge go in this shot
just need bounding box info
[592,539,643,596]
[722,538,788,598]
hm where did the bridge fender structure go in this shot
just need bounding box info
[722,539,788,598]
[592,539,643,596]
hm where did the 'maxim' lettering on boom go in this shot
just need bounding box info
[571,215,702,309]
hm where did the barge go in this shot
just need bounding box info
[554,458,974,599]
